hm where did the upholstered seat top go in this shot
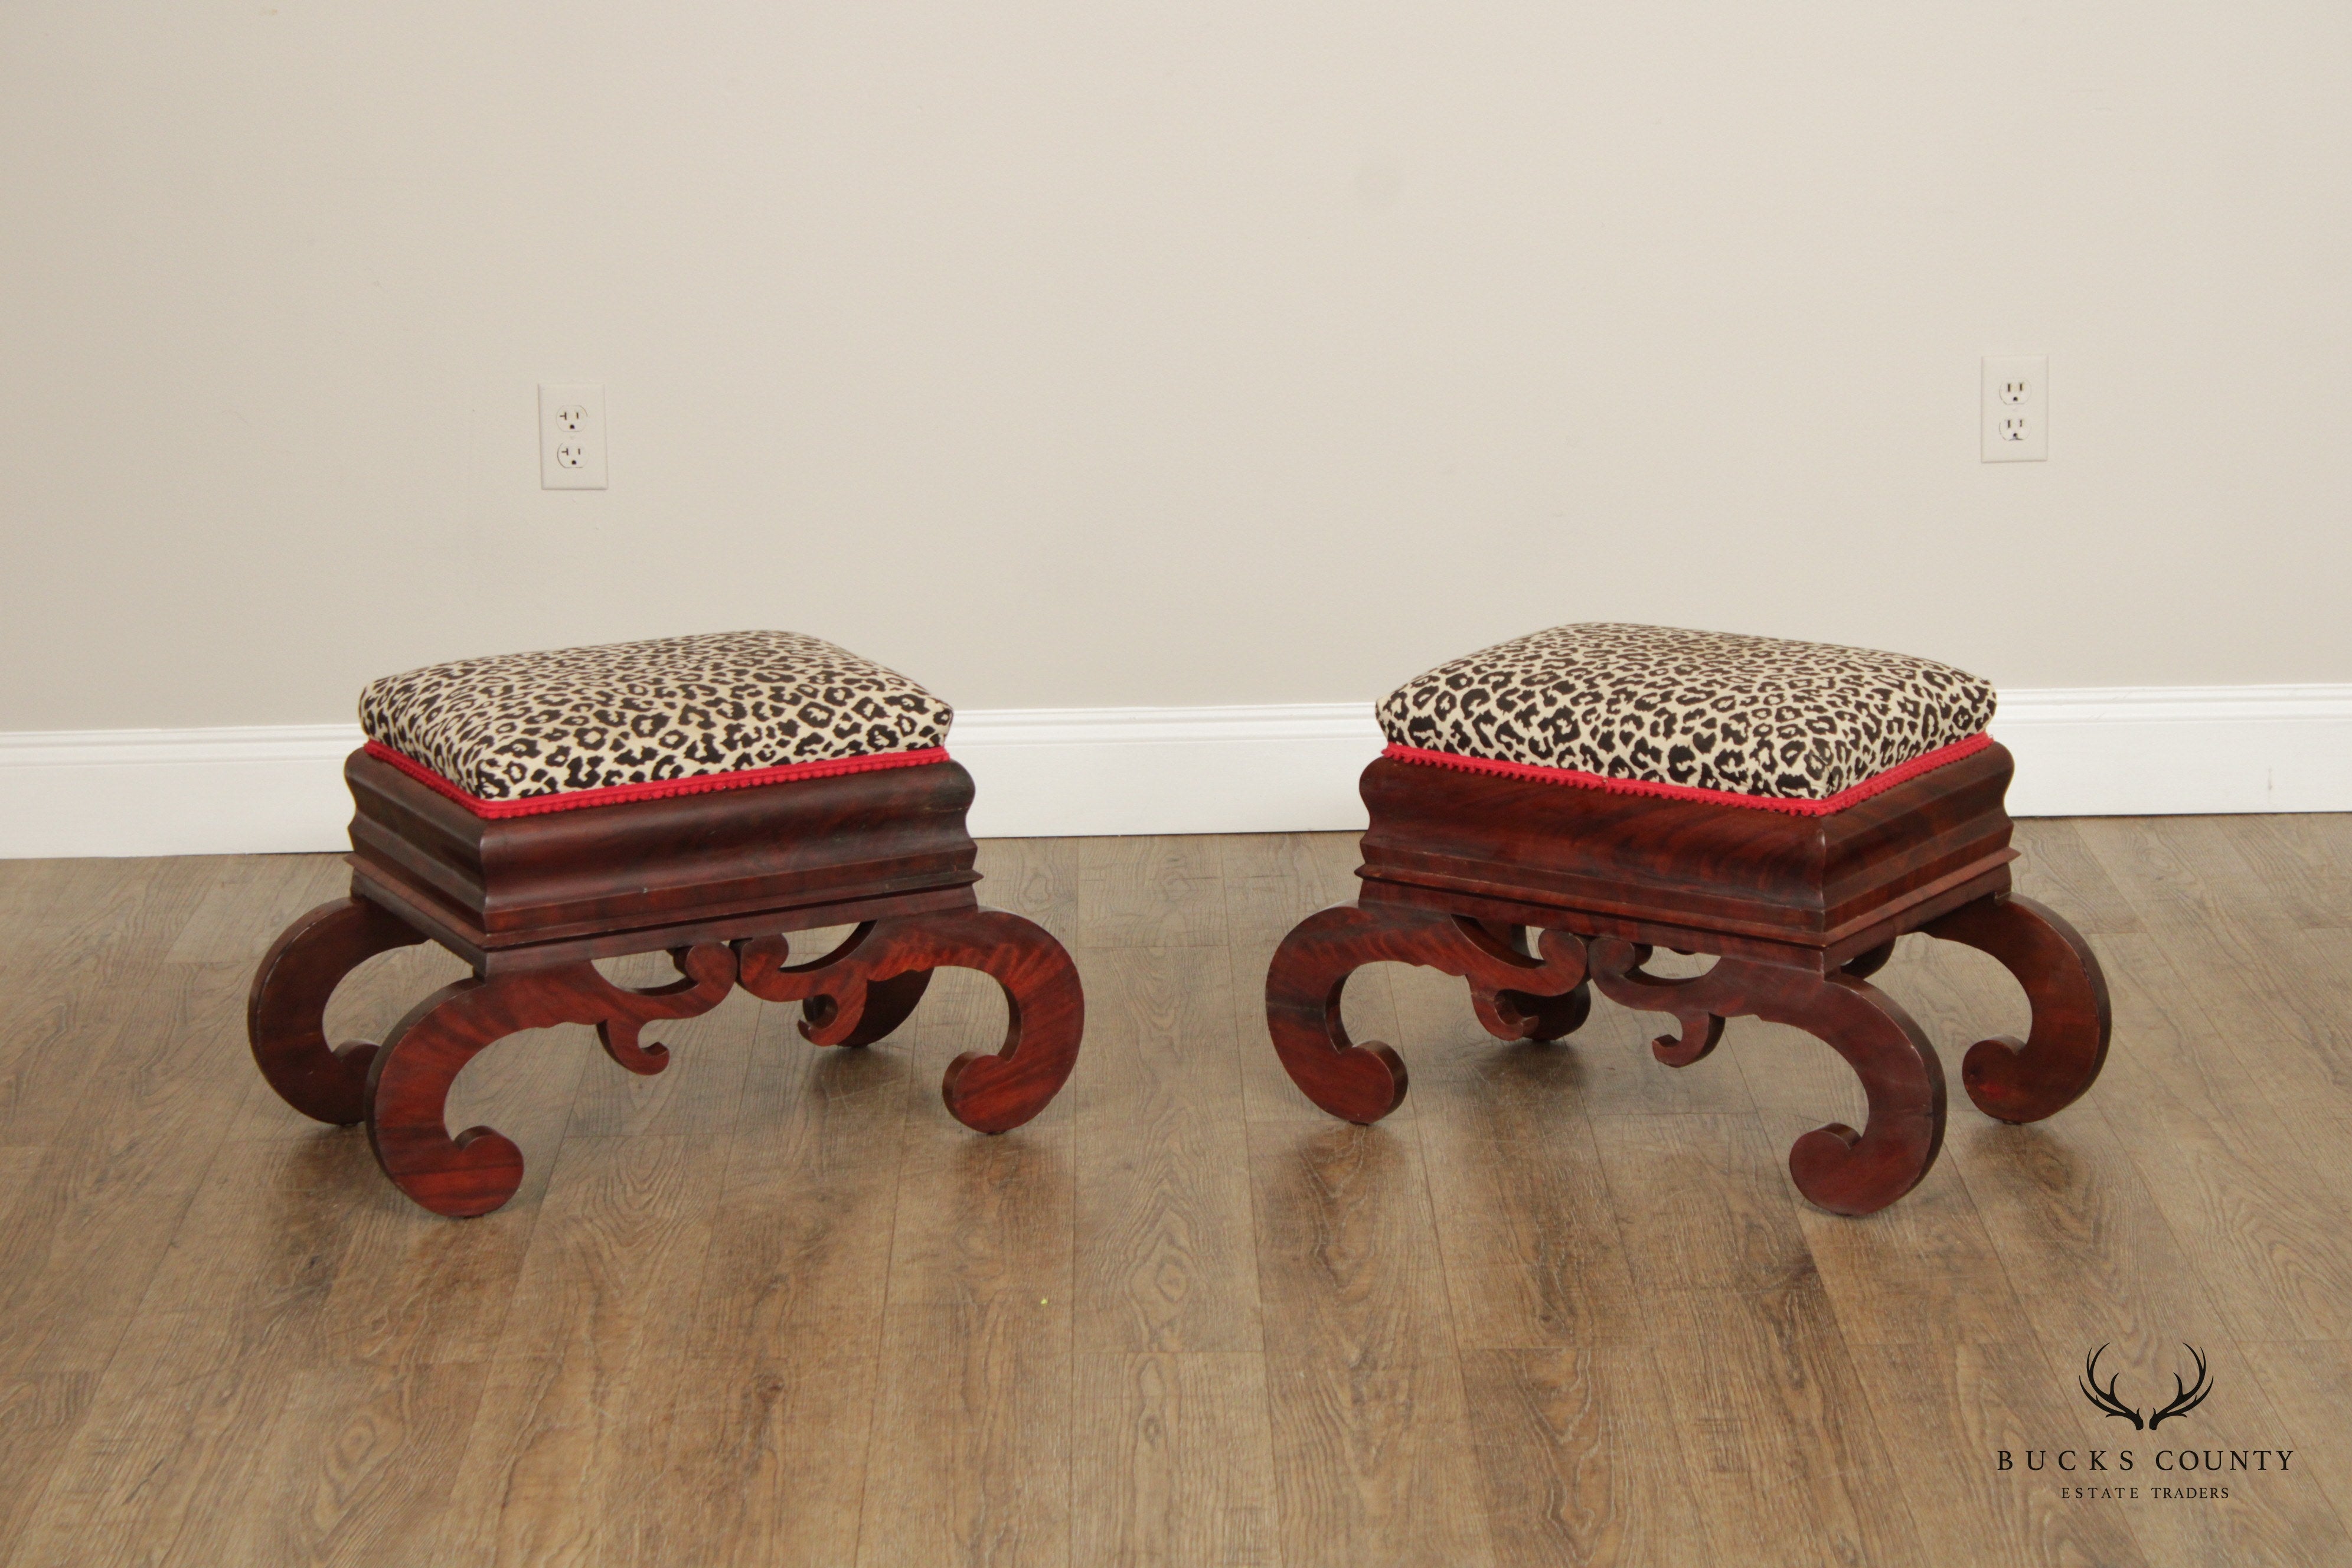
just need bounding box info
[359,631,953,807]
[1377,623,1995,808]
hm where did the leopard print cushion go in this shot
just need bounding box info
[359,631,952,801]
[1378,623,1995,802]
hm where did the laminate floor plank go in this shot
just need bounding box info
[2100,1337,2352,1567]
[0,855,207,981]
[1214,831,1363,953]
[428,1132,727,1567]
[305,1024,591,1368]
[1652,1273,1929,1568]
[1072,946,1263,1355]
[0,1374,96,1567]
[1078,834,1227,950]
[1587,1106,1928,1563]
[689,994,907,1349]
[231,1360,490,1568]
[8,1320,305,1568]
[858,1298,1073,1568]
[562,983,762,1142]
[1897,963,2352,1567]
[2078,817,2352,1174]
[0,961,129,1148]
[1943,1092,2229,1363]
[0,961,257,1381]
[1460,1344,1713,1568]
[1072,1352,1278,1568]
[163,851,344,967]
[1586,1110,1815,1297]
[1248,1122,1495,1568]
[2207,813,2352,930]
[628,999,906,1568]
[976,835,1082,935]
[1390,962,1642,1348]
[6,1132,385,1568]
[0,865,228,1145]
[0,857,66,937]
[2149,813,2344,935]
[2058,934,2352,1341]
[631,1348,880,1568]
[857,967,1077,1568]
[2242,1340,2352,1542]
[1529,955,1760,1118]
[2008,817,2147,935]
[880,972,1075,1309]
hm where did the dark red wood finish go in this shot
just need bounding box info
[736,909,1084,1134]
[1586,936,1945,1215]
[344,749,983,969]
[1265,743,2109,1217]
[1357,745,2017,946]
[370,942,738,1217]
[249,752,1084,1217]
[247,896,426,1125]
[1267,905,1590,1123]
[1924,892,2111,1123]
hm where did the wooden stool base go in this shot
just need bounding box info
[1264,744,2109,1217]
[249,754,1083,1217]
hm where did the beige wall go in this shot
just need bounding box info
[4,4,2348,733]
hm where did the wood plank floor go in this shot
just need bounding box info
[2,818,2350,1566]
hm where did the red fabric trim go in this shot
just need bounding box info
[361,740,953,818]
[1379,731,1994,816]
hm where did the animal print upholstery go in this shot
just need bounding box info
[1378,623,1995,803]
[360,631,953,801]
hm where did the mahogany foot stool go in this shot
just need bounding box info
[1264,623,2109,1216]
[247,631,1084,1217]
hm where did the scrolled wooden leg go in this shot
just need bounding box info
[1767,975,1946,1217]
[1263,903,1589,1125]
[1924,892,2111,1124]
[1585,939,1727,1067]
[1590,938,1946,1216]
[1464,922,1592,1043]
[746,927,933,1051]
[736,908,1082,1135]
[1264,904,1422,1124]
[365,943,736,1217]
[806,969,933,1048]
[247,897,427,1125]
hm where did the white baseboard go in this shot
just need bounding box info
[2,685,2346,857]
[0,724,368,858]
[1990,684,2352,817]
[953,704,1383,838]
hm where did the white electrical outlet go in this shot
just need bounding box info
[1981,356,2047,462]
[540,383,608,489]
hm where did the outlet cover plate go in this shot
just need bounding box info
[540,383,608,489]
[1981,355,2047,462]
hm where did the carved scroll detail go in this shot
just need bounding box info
[1925,893,2111,1123]
[736,907,1083,1135]
[1585,940,1730,1067]
[366,944,737,1217]
[1263,903,1590,1124]
[1588,936,1947,1216]
[248,898,429,1125]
